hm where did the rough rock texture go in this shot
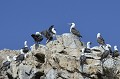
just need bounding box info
[0,33,120,79]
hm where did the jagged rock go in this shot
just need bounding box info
[56,54,78,72]
[1,33,120,79]
[18,64,32,79]
[46,68,58,79]
[10,62,18,78]
[103,58,115,68]
[58,69,70,79]
[62,33,82,48]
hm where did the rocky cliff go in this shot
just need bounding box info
[0,33,120,79]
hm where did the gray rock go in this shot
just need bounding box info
[1,33,120,79]
[58,69,70,79]
[46,68,58,79]
[103,58,115,68]
[18,64,33,79]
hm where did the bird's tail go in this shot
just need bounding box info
[80,64,84,73]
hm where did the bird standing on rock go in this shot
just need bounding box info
[0,56,11,71]
[82,42,92,53]
[41,30,53,44]
[69,23,82,38]
[13,49,27,63]
[97,33,105,46]
[80,53,87,73]
[48,25,57,36]
[31,32,43,44]
[22,41,29,53]
[112,46,119,57]
[100,44,110,62]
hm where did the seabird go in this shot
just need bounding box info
[87,42,92,49]
[48,25,56,36]
[69,23,82,38]
[100,44,110,61]
[41,30,53,43]
[31,32,43,44]
[13,49,27,63]
[84,42,92,53]
[22,41,29,53]
[0,56,11,71]
[80,53,87,72]
[112,46,119,57]
[106,44,113,55]
[97,33,105,45]
[83,42,92,53]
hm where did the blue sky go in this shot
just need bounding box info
[0,0,120,50]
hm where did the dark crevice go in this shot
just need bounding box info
[6,72,14,79]
[34,53,45,63]
[34,72,44,79]
[59,50,67,55]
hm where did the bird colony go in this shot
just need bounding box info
[0,23,120,79]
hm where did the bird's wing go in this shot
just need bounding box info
[31,34,39,41]
[71,28,82,37]
[97,37,105,45]
[31,34,36,38]
[37,35,43,41]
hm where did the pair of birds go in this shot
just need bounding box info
[0,41,30,71]
[31,23,82,44]
[31,25,56,44]
[13,41,29,62]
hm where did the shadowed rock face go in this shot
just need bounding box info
[34,53,45,63]
[0,33,120,79]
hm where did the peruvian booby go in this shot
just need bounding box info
[0,56,11,71]
[13,49,27,63]
[83,42,92,53]
[87,42,92,49]
[69,23,82,38]
[106,44,113,55]
[48,25,57,36]
[41,30,53,43]
[113,46,119,57]
[100,45,110,61]
[84,42,92,53]
[31,32,43,44]
[22,41,29,53]
[80,53,87,72]
[97,33,105,45]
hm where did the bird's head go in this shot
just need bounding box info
[114,45,118,51]
[52,27,56,34]
[106,44,111,48]
[87,42,92,48]
[87,41,92,45]
[36,32,41,35]
[13,56,17,61]
[68,23,75,28]
[97,33,101,38]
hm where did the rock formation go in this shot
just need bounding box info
[0,33,120,79]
